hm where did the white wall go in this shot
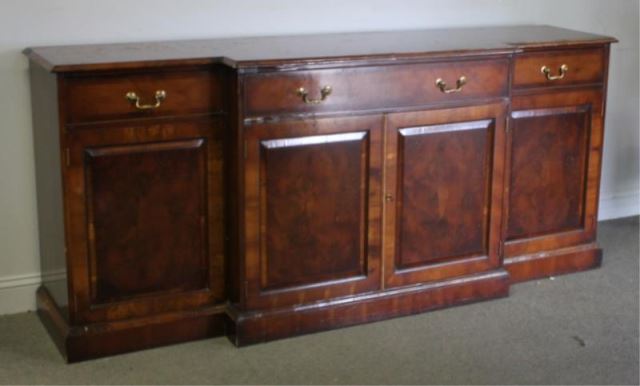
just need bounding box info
[0,0,638,314]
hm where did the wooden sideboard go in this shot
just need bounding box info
[24,25,616,362]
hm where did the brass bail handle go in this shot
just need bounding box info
[541,64,568,81]
[125,90,167,110]
[297,85,332,104]
[435,76,467,93]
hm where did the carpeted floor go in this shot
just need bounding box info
[0,216,638,385]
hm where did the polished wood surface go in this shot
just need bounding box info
[243,116,382,309]
[383,103,506,287]
[29,64,68,311]
[243,59,508,117]
[24,25,615,72]
[261,133,367,289]
[25,25,614,361]
[395,117,492,265]
[65,117,226,325]
[507,107,589,240]
[513,47,604,88]
[230,269,510,346]
[37,286,226,362]
[85,139,209,303]
[504,89,604,258]
[65,68,224,123]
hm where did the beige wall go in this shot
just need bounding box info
[0,0,638,314]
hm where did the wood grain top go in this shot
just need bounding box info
[24,25,616,73]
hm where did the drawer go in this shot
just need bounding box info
[243,59,509,117]
[513,48,604,88]
[64,69,223,124]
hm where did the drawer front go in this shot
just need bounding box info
[244,59,509,117]
[65,69,223,124]
[513,48,604,88]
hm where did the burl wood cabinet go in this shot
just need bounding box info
[24,25,616,361]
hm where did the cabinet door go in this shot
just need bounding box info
[505,90,603,256]
[243,116,382,309]
[65,118,225,323]
[384,103,507,287]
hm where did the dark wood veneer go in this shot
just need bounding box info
[86,139,209,303]
[64,68,224,123]
[513,47,604,88]
[243,116,382,309]
[243,58,508,117]
[25,25,615,361]
[261,133,368,289]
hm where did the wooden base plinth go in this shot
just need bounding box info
[227,269,510,346]
[36,287,227,363]
[37,246,604,362]
[504,243,602,283]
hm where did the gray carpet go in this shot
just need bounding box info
[0,217,638,385]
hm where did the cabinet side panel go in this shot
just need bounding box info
[29,64,68,313]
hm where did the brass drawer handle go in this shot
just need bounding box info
[435,76,467,93]
[541,64,568,80]
[296,85,332,104]
[125,90,166,110]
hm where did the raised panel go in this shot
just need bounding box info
[244,115,382,309]
[507,107,590,240]
[504,90,603,259]
[260,132,368,289]
[384,103,506,287]
[396,121,492,268]
[85,139,208,303]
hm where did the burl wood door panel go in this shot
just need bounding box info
[66,118,225,323]
[505,90,603,257]
[507,110,588,238]
[384,103,507,287]
[244,116,382,309]
[85,140,207,303]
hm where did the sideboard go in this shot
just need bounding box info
[24,25,617,362]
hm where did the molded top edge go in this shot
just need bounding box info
[24,25,617,73]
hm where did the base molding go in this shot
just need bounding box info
[504,243,602,283]
[36,244,603,361]
[227,269,510,346]
[36,286,227,362]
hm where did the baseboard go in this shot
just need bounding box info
[0,270,65,315]
[598,190,640,220]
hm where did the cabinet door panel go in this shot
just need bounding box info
[397,122,490,267]
[86,139,207,303]
[507,108,588,239]
[66,118,225,323]
[261,133,367,289]
[505,90,603,257]
[244,116,382,309]
[385,103,507,287]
